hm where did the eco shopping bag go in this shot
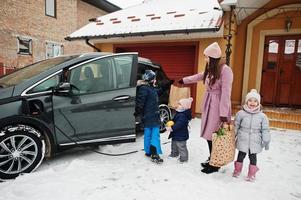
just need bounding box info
[209,123,235,167]
[168,85,191,109]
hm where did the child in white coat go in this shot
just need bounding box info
[233,89,271,181]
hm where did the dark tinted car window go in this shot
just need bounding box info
[0,56,77,87]
[137,63,168,85]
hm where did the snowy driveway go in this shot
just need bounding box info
[1,119,301,200]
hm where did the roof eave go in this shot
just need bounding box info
[82,0,121,13]
[65,26,222,41]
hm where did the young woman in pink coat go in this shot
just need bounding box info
[179,42,233,174]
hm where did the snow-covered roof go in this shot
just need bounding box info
[220,0,271,24]
[66,0,223,42]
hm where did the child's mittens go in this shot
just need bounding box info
[263,142,269,150]
[135,116,142,124]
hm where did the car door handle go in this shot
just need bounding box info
[113,95,131,101]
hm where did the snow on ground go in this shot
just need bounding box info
[1,118,301,200]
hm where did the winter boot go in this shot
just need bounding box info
[150,145,163,164]
[232,161,243,178]
[201,164,219,174]
[245,164,259,182]
[151,154,164,164]
[178,158,188,164]
[150,145,157,155]
[201,157,210,168]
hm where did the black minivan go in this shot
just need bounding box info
[0,52,172,180]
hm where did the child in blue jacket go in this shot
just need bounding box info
[166,97,193,163]
[135,70,173,164]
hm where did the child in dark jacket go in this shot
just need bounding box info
[135,70,173,164]
[166,97,193,163]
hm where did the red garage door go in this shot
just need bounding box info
[0,62,4,76]
[116,44,198,114]
[0,67,4,77]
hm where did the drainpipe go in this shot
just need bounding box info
[85,38,101,52]
[225,5,235,66]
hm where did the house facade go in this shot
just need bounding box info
[0,0,119,75]
[67,0,227,114]
[233,0,301,108]
[2,0,300,128]
[67,0,301,113]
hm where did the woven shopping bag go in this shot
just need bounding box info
[209,123,236,167]
[168,85,191,109]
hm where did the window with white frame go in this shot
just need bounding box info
[45,0,56,18]
[17,37,32,55]
[46,41,63,58]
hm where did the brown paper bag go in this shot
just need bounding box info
[209,123,236,167]
[168,85,191,109]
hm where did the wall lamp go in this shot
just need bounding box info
[285,18,292,32]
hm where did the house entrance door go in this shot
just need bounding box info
[261,35,301,107]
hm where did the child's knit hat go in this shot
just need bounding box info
[203,42,222,59]
[179,97,193,109]
[142,70,156,82]
[245,89,261,104]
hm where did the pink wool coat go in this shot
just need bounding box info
[183,65,233,141]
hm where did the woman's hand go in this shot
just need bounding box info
[178,79,184,85]
[220,116,228,122]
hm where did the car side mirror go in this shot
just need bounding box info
[55,82,71,94]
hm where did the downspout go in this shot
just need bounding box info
[85,38,101,52]
[225,5,235,66]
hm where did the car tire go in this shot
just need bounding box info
[159,104,172,133]
[0,126,45,180]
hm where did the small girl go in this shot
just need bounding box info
[166,97,193,163]
[233,89,271,181]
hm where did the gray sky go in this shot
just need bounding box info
[108,0,144,8]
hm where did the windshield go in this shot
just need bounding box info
[0,56,78,87]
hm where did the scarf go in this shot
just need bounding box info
[243,104,261,114]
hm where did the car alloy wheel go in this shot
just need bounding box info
[159,104,171,133]
[0,125,45,180]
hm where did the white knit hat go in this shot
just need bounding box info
[203,42,222,59]
[179,97,193,109]
[245,89,261,104]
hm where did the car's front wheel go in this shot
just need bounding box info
[159,104,172,133]
[0,125,45,180]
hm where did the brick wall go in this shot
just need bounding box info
[0,0,107,71]
[63,0,108,55]
[77,1,107,29]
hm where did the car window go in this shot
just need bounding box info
[155,70,166,83]
[137,63,146,80]
[0,56,77,87]
[137,63,167,85]
[114,55,133,88]
[69,55,134,94]
[28,73,61,94]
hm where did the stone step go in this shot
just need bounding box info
[269,119,301,130]
[232,105,301,131]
